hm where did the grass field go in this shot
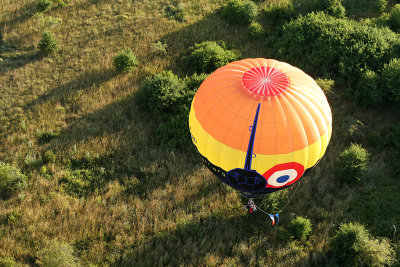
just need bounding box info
[1,0,400,266]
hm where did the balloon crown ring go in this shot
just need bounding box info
[242,66,289,97]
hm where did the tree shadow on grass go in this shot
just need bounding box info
[114,212,276,267]
[158,10,274,77]
[0,49,43,75]
[24,68,117,110]
[42,90,201,198]
[0,1,37,30]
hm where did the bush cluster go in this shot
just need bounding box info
[331,222,395,266]
[36,239,81,266]
[221,0,258,26]
[184,41,239,74]
[264,3,297,27]
[38,30,59,55]
[247,21,264,39]
[137,71,208,149]
[37,0,53,12]
[389,4,400,32]
[287,216,312,240]
[335,144,369,183]
[136,71,187,115]
[59,169,104,198]
[0,162,27,199]
[279,12,399,80]
[292,0,345,17]
[278,12,400,104]
[165,2,185,22]
[113,48,139,74]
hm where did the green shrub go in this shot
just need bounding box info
[184,41,239,74]
[38,31,59,55]
[37,239,81,267]
[335,144,369,183]
[165,2,185,22]
[113,49,139,74]
[374,0,388,14]
[381,58,400,102]
[136,71,186,115]
[264,2,296,26]
[150,41,167,55]
[389,4,400,32]
[36,129,60,144]
[287,216,312,240]
[182,73,208,107]
[247,21,264,39]
[184,73,208,92]
[341,116,365,142]
[59,169,104,198]
[259,190,288,214]
[278,12,400,88]
[221,0,258,26]
[293,0,345,17]
[316,78,335,96]
[0,257,20,267]
[37,0,53,12]
[330,222,395,266]
[0,163,27,199]
[354,70,383,105]
[156,113,192,150]
[43,150,56,164]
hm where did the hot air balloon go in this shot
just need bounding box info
[189,58,332,199]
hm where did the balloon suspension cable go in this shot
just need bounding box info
[243,178,303,219]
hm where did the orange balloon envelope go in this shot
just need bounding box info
[189,58,332,197]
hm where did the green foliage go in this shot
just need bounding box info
[330,222,395,266]
[355,70,383,105]
[316,78,335,96]
[293,0,345,17]
[37,0,53,12]
[335,144,369,183]
[59,169,104,198]
[247,22,264,39]
[389,4,400,32]
[341,115,365,142]
[287,216,312,240]
[0,257,20,267]
[0,163,27,200]
[156,73,207,149]
[136,71,186,115]
[184,41,239,74]
[36,129,60,144]
[150,41,167,55]
[165,2,185,22]
[36,240,81,267]
[259,190,288,214]
[264,3,296,26]
[374,0,388,14]
[278,12,400,88]
[381,58,400,102]
[156,113,191,150]
[38,31,59,55]
[221,0,258,26]
[43,150,56,164]
[113,49,139,74]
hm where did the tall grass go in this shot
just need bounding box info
[0,0,399,265]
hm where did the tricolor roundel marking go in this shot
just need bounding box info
[263,162,305,189]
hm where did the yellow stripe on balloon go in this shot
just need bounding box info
[189,102,332,173]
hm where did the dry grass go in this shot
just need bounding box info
[1,0,399,265]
